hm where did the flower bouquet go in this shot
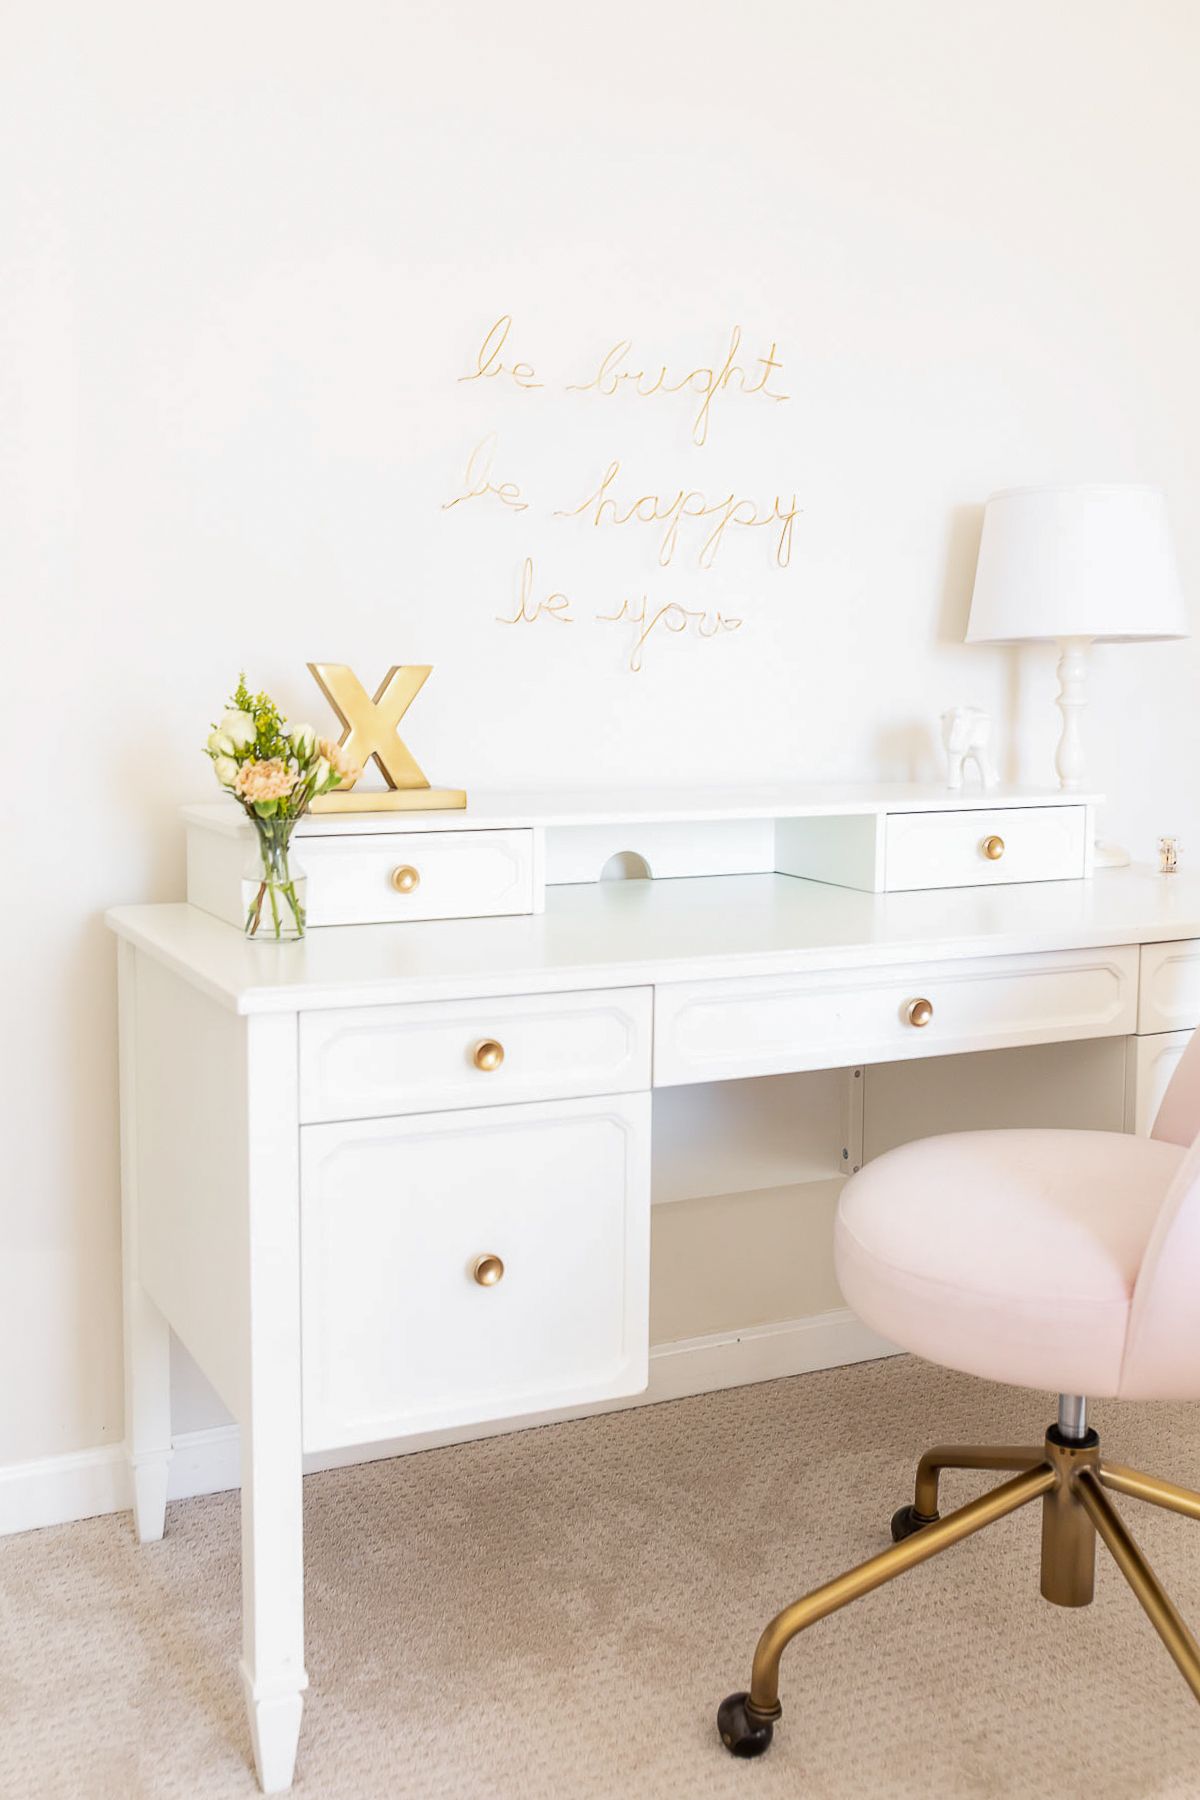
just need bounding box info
[204,676,359,940]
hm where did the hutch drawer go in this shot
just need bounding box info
[883,805,1087,891]
[300,828,534,925]
[653,945,1138,1085]
[187,821,535,928]
[299,1093,652,1451]
[299,986,653,1122]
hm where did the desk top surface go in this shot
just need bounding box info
[109,865,1200,1015]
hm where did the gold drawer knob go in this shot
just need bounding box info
[907,998,934,1028]
[981,835,1006,861]
[390,865,421,894]
[472,1254,505,1287]
[473,1038,505,1072]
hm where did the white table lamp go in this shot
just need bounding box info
[967,485,1188,793]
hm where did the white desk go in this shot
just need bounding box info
[107,859,1200,1791]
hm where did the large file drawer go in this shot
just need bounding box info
[299,1093,652,1450]
[300,986,652,1122]
[653,945,1138,1085]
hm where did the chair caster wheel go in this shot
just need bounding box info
[891,1503,938,1542]
[717,1692,776,1758]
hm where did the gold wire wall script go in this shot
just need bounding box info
[449,313,796,670]
[306,663,466,812]
[596,596,743,673]
[442,433,529,513]
[566,325,788,445]
[495,557,575,625]
[557,460,798,568]
[457,315,543,389]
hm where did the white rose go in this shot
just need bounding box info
[311,757,332,792]
[290,723,316,758]
[212,755,239,787]
[220,709,256,750]
[207,728,235,756]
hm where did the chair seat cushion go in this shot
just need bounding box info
[835,1130,1186,1397]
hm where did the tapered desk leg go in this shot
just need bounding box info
[125,1288,172,1543]
[239,1012,308,1794]
[240,1423,307,1793]
[118,940,172,1543]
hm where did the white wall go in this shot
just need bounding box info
[4,0,1200,1468]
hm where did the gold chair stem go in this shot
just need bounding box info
[1075,1469,1200,1705]
[747,1464,1055,1717]
[1097,1463,1200,1524]
[1039,1427,1100,1607]
[914,1444,1044,1519]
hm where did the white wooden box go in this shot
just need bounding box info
[184,786,1101,935]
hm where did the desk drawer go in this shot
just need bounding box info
[654,946,1138,1085]
[302,828,534,926]
[884,807,1087,891]
[299,1094,651,1450]
[299,986,652,1123]
[1138,941,1200,1033]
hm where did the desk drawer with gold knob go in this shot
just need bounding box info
[299,985,653,1122]
[299,827,535,926]
[653,946,1137,1085]
[883,806,1087,891]
[299,1093,652,1450]
[185,811,536,928]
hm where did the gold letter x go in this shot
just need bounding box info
[307,663,433,791]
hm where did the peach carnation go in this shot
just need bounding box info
[317,738,361,783]
[234,758,297,803]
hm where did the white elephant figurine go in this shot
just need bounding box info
[941,706,998,791]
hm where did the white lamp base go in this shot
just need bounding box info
[1054,636,1092,791]
[1054,636,1130,866]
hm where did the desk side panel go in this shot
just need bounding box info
[1138,940,1200,1034]
[133,953,253,1419]
[774,815,884,892]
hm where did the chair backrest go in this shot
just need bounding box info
[1122,1028,1200,1397]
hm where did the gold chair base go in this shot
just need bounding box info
[718,1424,1200,1759]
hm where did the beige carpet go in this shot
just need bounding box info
[4,1358,1200,1800]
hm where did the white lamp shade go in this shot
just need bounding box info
[966,484,1188,644]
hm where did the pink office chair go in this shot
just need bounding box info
[718,1029,1200,1760]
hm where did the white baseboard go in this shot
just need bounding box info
[168,1423,241,1501]
[0,1443,129,1538]
[0,1309,896,1537]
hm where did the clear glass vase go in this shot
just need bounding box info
[242,816,307,941]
